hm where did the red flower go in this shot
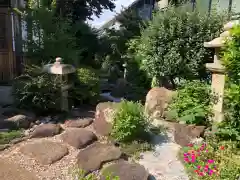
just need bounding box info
[219,146,225,150]
[188,143,193,147]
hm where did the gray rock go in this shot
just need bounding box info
[61,128,97,149]
[6,115,32,129]
[20,140,68,165]
[76,142,122,174]
[100,161,149,180]
[30,124,62,138]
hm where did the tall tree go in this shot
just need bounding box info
[56,0,116,21]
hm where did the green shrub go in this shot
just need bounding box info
[71,66,100,105]
[12,65,62,114]
[219,25,240,141]
[127,4,226,86]
[111,100,149,143]
[168,80,212,125]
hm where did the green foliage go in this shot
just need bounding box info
[71,67,100,106]
[111,101,149,143]
[70,167,119,180]
[97,9,146,75]
[222,25,240,83]
[56,0,115,21]
[0,130,23,145]
[12,65,62,114]
[219,25,240,141]
[21,0,100,67]
[168,80,212,125]
[128,4,226,86]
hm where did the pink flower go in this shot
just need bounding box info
[197,165,201,169]
[184,158,189,162]
[208,159,214,164]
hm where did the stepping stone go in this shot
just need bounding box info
[100,160,149,180]
[0,158,38,180]
[30,124,62,138]
[20,140,68,165]
[60,128,97,149]
[76,142,122,174]
[64,118,93,128]
[6,114,33,129]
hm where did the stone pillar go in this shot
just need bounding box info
[43,57,76,112]
[204,20,240,123]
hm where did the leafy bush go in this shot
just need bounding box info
[219,25,240,141]
[128,4,226,87]
[12,65,62,114]
[168,80,212,125]
[180,140,240,179]
[71,67,100,106]
[111,100,149,142]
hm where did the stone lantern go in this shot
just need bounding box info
[43,57,76,112]
[204,20,239,123]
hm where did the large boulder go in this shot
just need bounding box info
[93,102,119,136]
[76,142,122,174]
[1,107,36,119]
[60,128,97,149]
[6,115,32,129]
[174,123,206,147]
[145,87,176,118]
[100,161,149,180]
[30,123,62,138]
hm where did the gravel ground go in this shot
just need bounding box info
[0,119,189,180]
[138,119,189,180]
[0,134,78,180]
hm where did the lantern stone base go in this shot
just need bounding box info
[61,84,73,112]
[206,63,225,123]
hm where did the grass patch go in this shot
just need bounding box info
[0,130,23,145]
[119,140,154,160]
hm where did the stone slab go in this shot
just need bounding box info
[20,140,68,165]
[60,128,97,149]
[76,142,122,174]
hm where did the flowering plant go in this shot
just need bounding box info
[181,140,240,180]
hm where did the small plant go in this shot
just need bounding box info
[167,80,212,125]
[70,167,119,180]
[0,130,23,144]
[119,140,153,160]
[181,141,240,179]
[111,100,149,143]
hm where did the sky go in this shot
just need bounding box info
[87,0,136,28]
